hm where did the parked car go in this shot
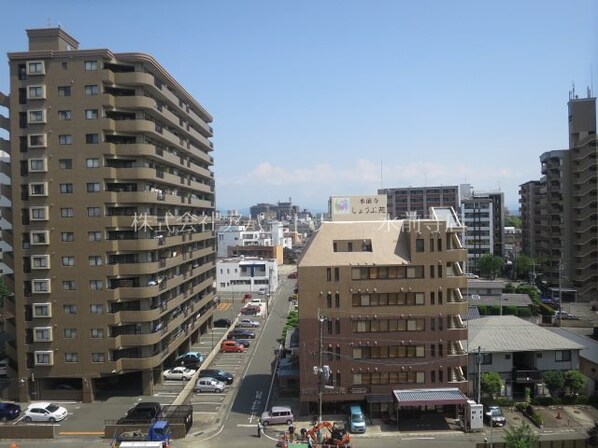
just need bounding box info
[465,273,479,279]
[0,402,21,421]
[231,338,251,348]
[194,377,226,393]
[163,367,196,380]
[227,329,256,339]
[221,340,245,353]
[125,402,162,421]
[24,402,68,423]
[198,369,234,385]
[260,406,294,426]
[213,318,232,328]
[485,406,506,427]
[287,272,297,279]
[240,305,261,316]
[175,352,204,369]
[237,319,260,328]
[258,288,268,295]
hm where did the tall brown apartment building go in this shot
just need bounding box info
[520,93,597,301]
[2,28,216,402]
[297,211,468,416]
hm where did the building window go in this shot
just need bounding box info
[90,328,104,338]
[416,239,424,252]
[556,350,571,362]
[87,207,101,217]
[58,134,72,145]
[33,303,51,317]
[28,134,46,147]
[58,86,71,97]
[60,208,74,218]
[28,110,45,123]
[61,256,75,267]
[31,255,49,269]
[63,305,77,314]
[85,133,99,144]
[27,85,44,99]
[60,183,74,193]
[29,158,47,172]
[334,268,339,281]
[90,280,103,290]
[61,232,74,242]
[85,84,99,95]
[91,353,105,363]
[59,159,73,169]
[481,353,493,365]
[85,109,99,119]
[87,183,100,193]
[63,328,77,338]
[65,353,79,363]
[89,256,102,266]
[86,158,100,168]
[58,110,72,121]
[27,61,44,75]
[29,183,47,196]
[84,60,98,71]
[33,327,52,342]
[326,268,331,281]
[62,280,76,290]
[326,293,332,308]
[88,231,102,241]
[32,279,50,293]
[34,351,54,366]
[335,293,340,307]
[30,207,48,221]
[30,231,49,245]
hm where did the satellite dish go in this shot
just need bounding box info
[471,294,481,301]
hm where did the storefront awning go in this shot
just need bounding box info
[392,388,468,407]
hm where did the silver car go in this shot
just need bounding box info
[194,377,225,393]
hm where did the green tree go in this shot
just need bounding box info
[0,277,10,308]
[480,371,502,398]
[504,422,539,448]
[564,370,586,396]
[542,370,565,397]
[477,254,504,279]
[515,255,535,281]
[515,284,540,301]
[506,215,522,228]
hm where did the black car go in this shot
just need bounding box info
[198,369,234,385]
[119,402,162,424]
[213,318,232,328]
[0,402,21,421]
[231,338,251,348]
[227,329,256,339]
[174,352,204,369]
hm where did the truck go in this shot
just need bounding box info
[115,420,171,444]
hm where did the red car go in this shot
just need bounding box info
[221,340,245,353]
[240,305,261,315]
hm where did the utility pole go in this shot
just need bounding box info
[477,346,482,404]
[317,309,327,424]
[559,258,564,328]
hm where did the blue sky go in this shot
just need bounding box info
[1,1,597,213]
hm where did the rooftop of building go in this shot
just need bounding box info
[299,220,411,267]
[547,328,598,365]
[467,315,585,353]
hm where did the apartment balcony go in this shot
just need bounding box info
[2,296,15,319]
[115,330,164,347]
[447,314,466,330]
[573,195,598,211]
[4,340,17,362]
[447,340,466,356]
[110,284,160,301]
[513,368,542,383]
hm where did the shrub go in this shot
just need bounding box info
[532,396,557,406]
[515,402,527,412]
[504,305,518,315]
[488,305,501,315]
[494,397,515,407]
[530,413,543,427]
[477,305,488,315]
[517,308,532,318]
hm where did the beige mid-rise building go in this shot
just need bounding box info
[297,209,468,416]
[2,28,216,402]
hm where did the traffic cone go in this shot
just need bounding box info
[556,411,562,419]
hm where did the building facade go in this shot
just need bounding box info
[0,91,11,275]
[216,257,279,295]
[521,93,597,301]
[518,180,542,258]
[461,191,505,273]
[297,212,468,416]
[378,185,462,220]
[2,28,216,402]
